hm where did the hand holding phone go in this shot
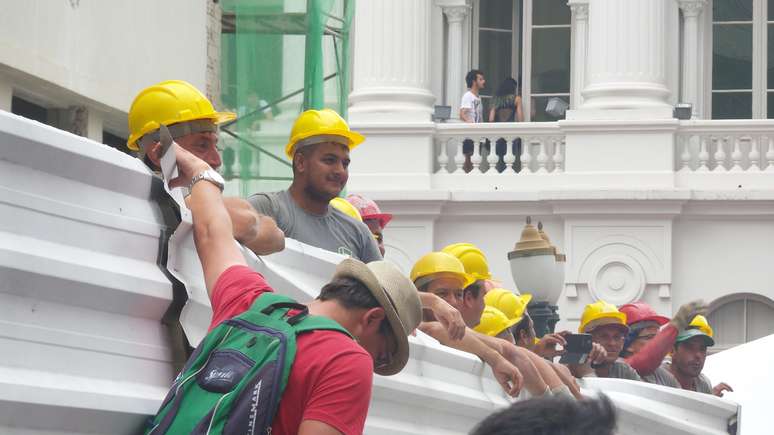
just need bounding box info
[558,333,593,365]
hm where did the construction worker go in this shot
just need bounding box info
[487,288,583,399]
[330,197,363,222]
[475,306,519,343]
[346,194,392,256]
[618,300,706,387]
[127,80,284,256]
[665,317,733,396]
[570,300,640,381]
[153,141,422,434]
[248,109,382,262]
[441,243,492,328]
[412,252,577,399]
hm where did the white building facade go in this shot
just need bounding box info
[346,0,774,346]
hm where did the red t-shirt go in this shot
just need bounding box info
[209,265,373,435]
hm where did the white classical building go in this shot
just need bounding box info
[346,0,774,344]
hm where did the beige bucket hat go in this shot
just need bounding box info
[332,258,423,376]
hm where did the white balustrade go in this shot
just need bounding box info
[434,123,565,176]
[676,120,774,172]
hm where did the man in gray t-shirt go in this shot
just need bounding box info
[249,190,381,262]
[249,108,382,262]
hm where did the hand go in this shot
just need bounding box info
[712,382,733,397]
[490,356,524,397]
[431,298,466,341]
[567,343,607,378]
[168,143,211,189]
[671,300,708,330]
[533,332,568,359]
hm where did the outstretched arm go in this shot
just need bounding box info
[420,321,523,397]
[418,292,466,341]
[169,144,247,297]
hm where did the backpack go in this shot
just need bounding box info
[146,292,352,435]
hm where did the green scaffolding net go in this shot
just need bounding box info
[219,0,353,197]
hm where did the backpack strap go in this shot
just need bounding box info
[246,292,354,339]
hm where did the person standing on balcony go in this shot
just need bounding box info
[127,80,285,256]
[345,193,392,257]
[153,142,422,435]
[248,109,382,262]
[488,77,523,172]
[460,69,485,123]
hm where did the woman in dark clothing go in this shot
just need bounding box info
[488,78,523,122]
[488,78,523,172]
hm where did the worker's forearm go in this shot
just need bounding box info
[420,322,501,365]
[625,324,677,375]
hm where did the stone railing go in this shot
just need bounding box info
[676,120,774,189]
[434,122,565,175]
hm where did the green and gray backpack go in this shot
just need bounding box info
[146,292,351,434]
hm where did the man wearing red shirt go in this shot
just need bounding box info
[168,142,423,435]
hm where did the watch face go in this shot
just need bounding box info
[208,169,225,185]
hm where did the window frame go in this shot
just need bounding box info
[706,0,770,119]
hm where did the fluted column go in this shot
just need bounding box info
[578,0,672,116]
[678,0,707,119]
[568,0,589,109]
[349,0,435,122]
[440,3,470,119]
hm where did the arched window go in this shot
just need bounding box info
[707,293,774,351]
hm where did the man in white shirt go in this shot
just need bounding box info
[460,69,485,123]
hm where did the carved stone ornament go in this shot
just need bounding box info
[678,0,707,17]
[569,3,589,20]
[442,5,470,24]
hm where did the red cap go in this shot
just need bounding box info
[618,301,670,326]
[346,194,392,229]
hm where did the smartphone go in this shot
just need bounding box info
[558,333,593,365]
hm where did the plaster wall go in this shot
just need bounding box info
[0,0,209,135]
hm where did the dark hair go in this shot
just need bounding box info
[511,313,532,341]
[470,394,617,435]
[464,280,483,299]
[466,69,484,88]
[317,277,380,310]
[494,78,519,97]
[291,142,316,175]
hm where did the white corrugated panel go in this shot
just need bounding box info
[0,111,176,434]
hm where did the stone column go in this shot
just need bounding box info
[349,0,435,123]
[347,0,437,191]
[439,2,470,118]
[574,0,672,117]
[678,0,707,119]
[568,0,589,109]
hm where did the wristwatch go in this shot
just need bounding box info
[189,169,225,193]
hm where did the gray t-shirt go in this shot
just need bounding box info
[608,359,642,381]
[660,362,713,394]
[642,365,681,388]
[248,190,382,263]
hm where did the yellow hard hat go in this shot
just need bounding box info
[579,300,628,333]
[441,243,492,281]
[330,197,363,222]
[689,314,714,337]
[475,306,519,337]
[410,252,475,289]
[484,288,532,323]
[285,108,365,159]
[127,80,235,151]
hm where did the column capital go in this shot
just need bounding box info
[677,0,707,18]
[437,0,470,23]
[568,0,589,20]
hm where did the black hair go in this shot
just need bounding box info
[470,394,617,435]
[291,142,316,176]
[317,277,380,309]
[464,280,483,299]
[511,313,532,342]
[494,78,519,97]
[466,69,484,88]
